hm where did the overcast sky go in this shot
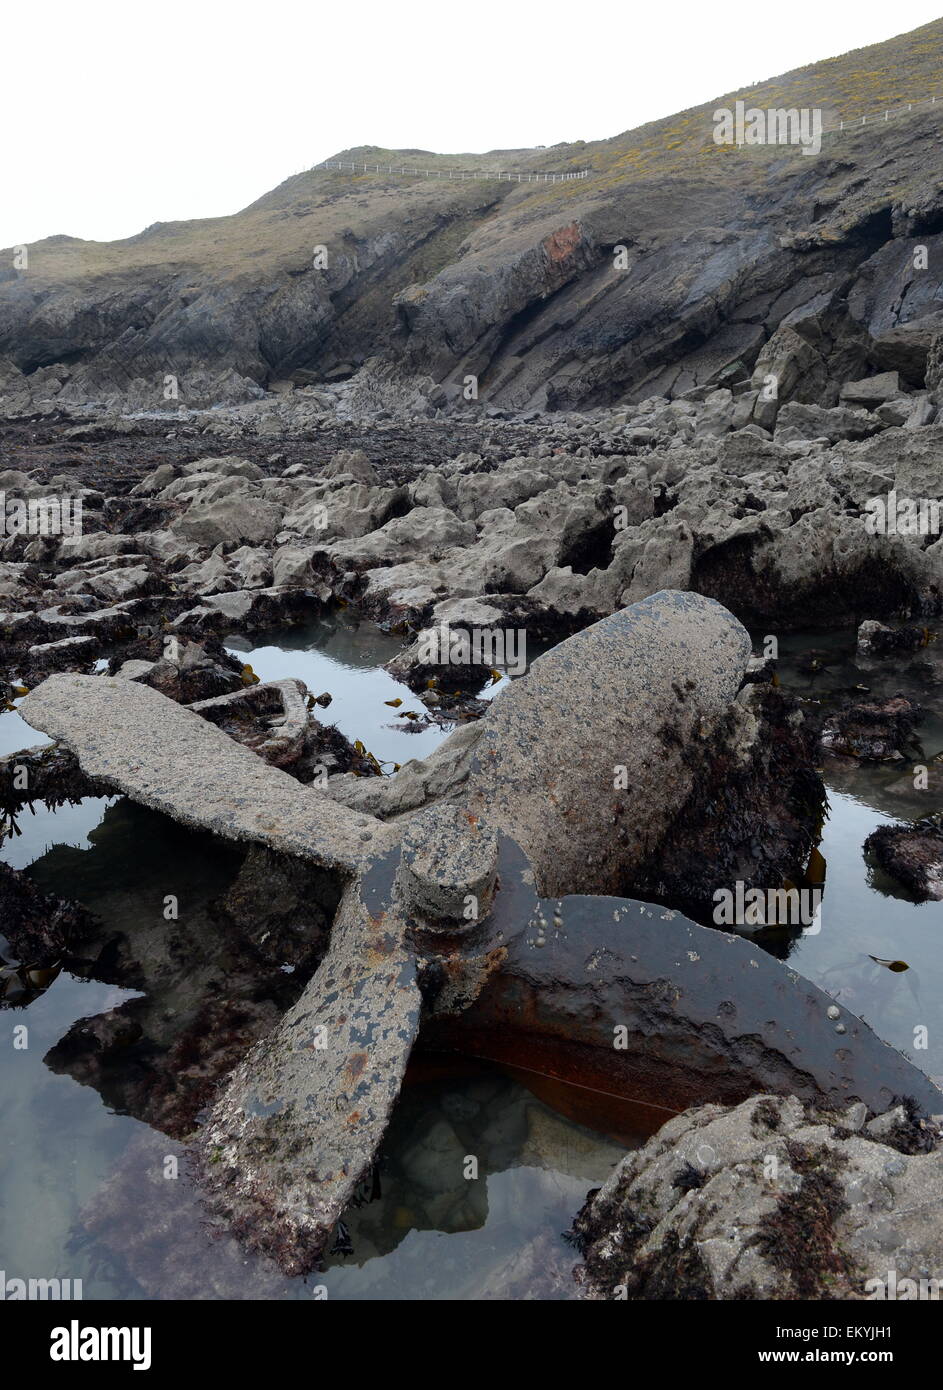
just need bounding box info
[3,0,941,249]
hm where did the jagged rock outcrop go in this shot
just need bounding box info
[572,1093,943,1300]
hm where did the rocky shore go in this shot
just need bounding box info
[2,388,942,1291]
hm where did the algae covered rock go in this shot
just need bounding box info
[572,1093,943,1300]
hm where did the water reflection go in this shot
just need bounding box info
[760,627,943,1085]
[225,607,535,768]
[0,704,52,759]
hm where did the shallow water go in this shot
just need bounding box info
[0,704,51,759]
[224,607,517,768]
[758,628,943,1087]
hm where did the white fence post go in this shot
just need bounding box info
[315,162,592,183]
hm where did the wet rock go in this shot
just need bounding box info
[571,1094,943,1300]
[133,638,246,704]
[628,682,825,926]
[282,480,402,541]
[927,332,943,394]
[853,422,943,497]
[0,741,99,819]
[78,563,163,604]
[12,393,929,646]
[173,584,329,635]
[856,619,929,658]
[181,454,264,482]
[903,394,937,429]
[323,505,477,570]
[271,544,317,589]
[536,513,691,620]
[439,512,564,596]
[130,462,177,497]
[24,633,102,678]
[865,820,943,901]
[748,303,864,431]
[31,598,152,646]
[875,398,911,428]
[229,545,274,590]
[174,544,274,595]
[821,694,922,761]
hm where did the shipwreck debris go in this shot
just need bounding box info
[16,590,943,1273]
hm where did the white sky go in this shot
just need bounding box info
[3,0,941,249]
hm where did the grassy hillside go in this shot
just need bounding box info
[15,17,943,284]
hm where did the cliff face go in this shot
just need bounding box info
[4,19,943,413]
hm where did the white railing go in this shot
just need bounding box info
[309,93,943,188]
[314,160,590,183]
[824,93,941,133]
